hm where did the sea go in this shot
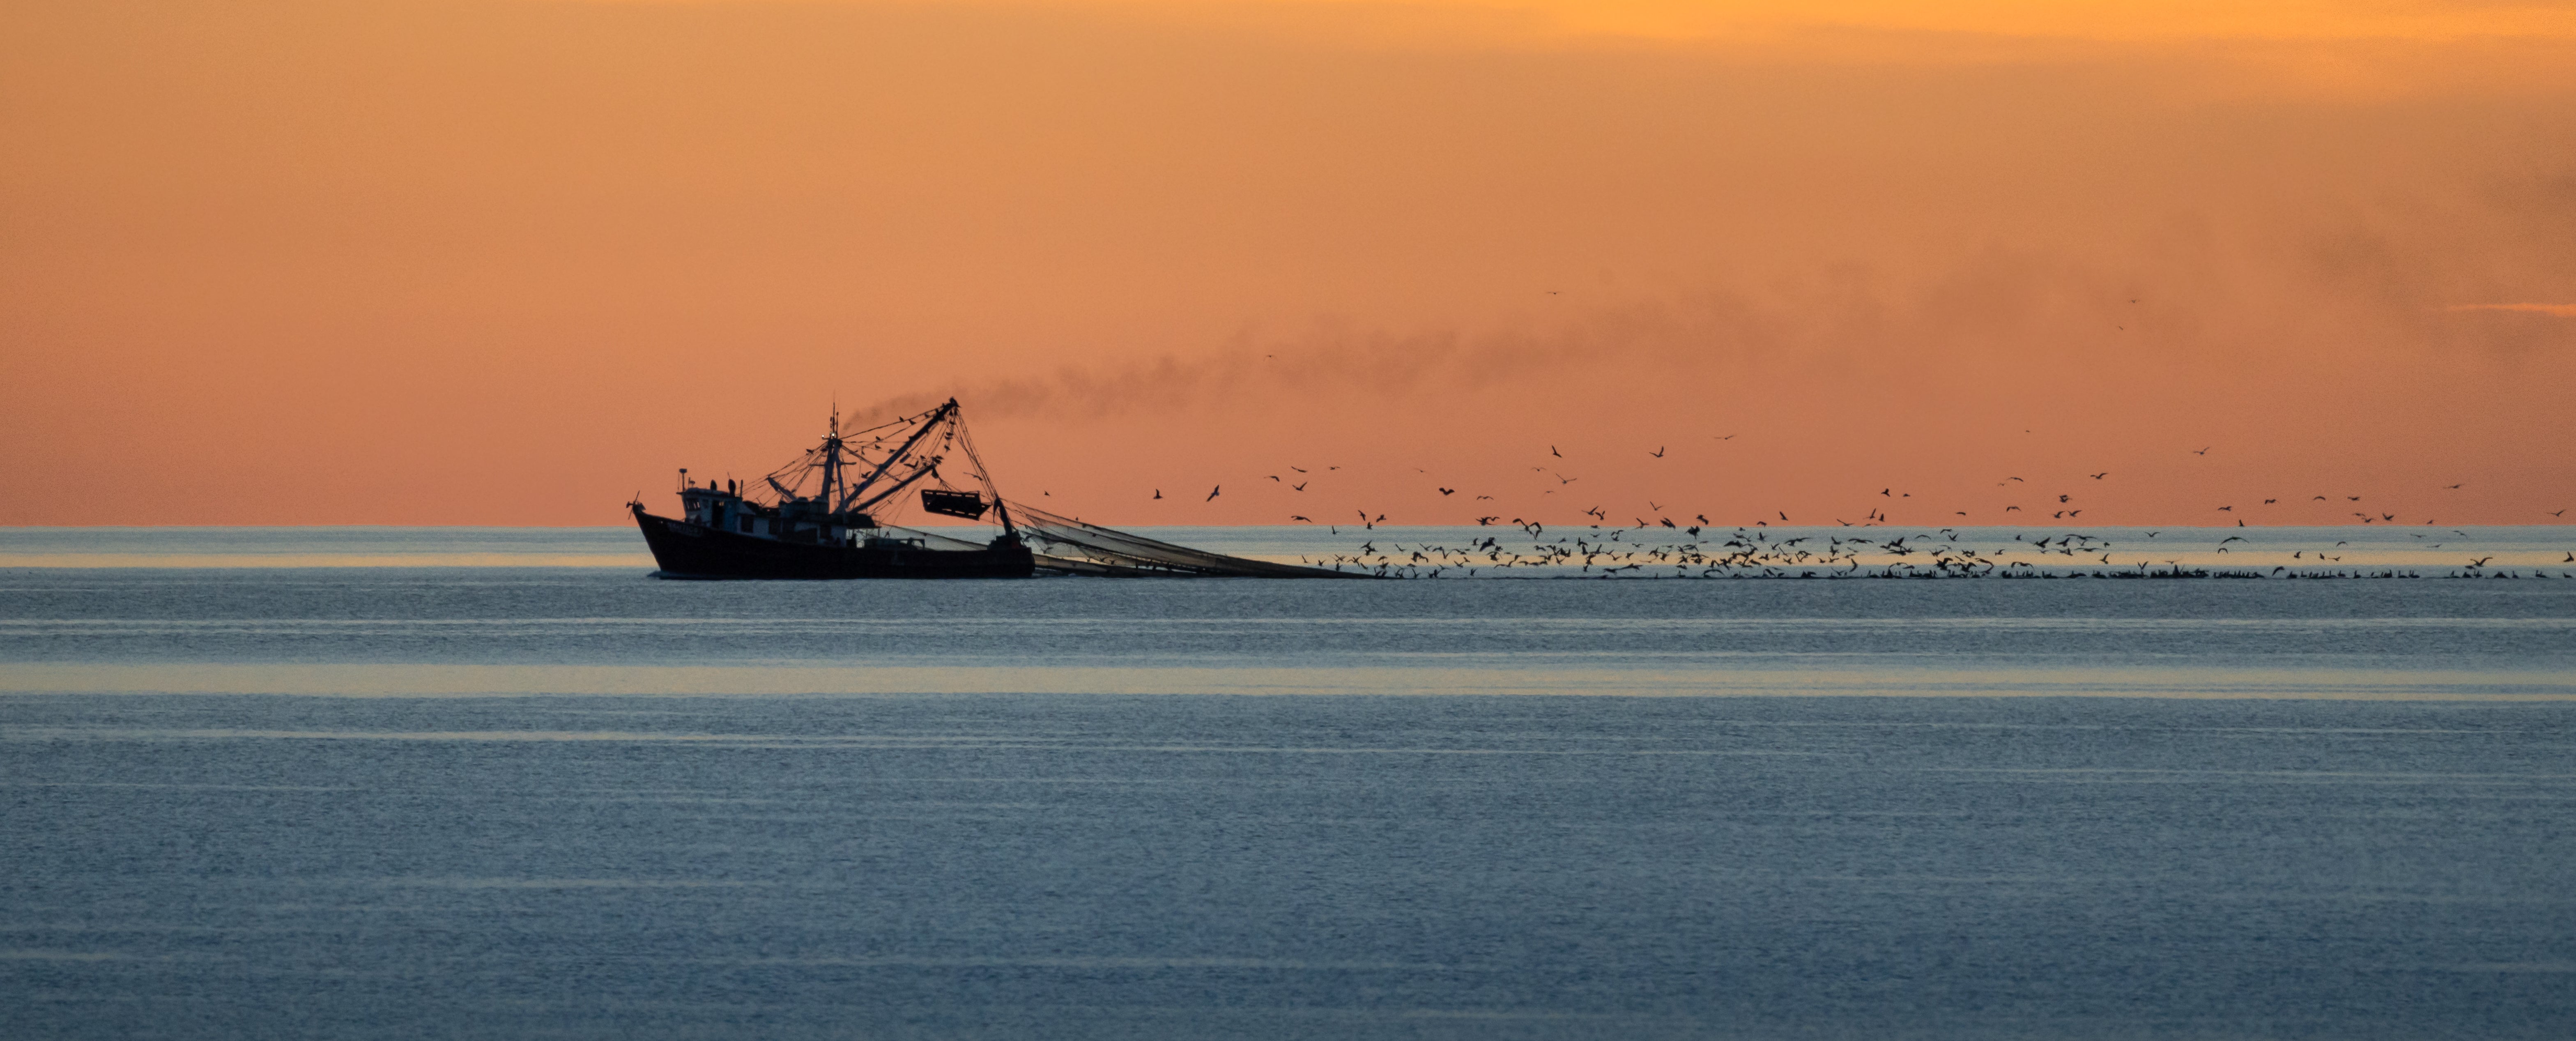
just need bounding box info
[4,525,2574,1039]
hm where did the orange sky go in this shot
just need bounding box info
[4,0,2571,527]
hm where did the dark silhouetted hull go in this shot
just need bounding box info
[632,505,1034,579]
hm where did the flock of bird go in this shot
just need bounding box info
[1296,526,2575,580]
[1147,440,2571,580]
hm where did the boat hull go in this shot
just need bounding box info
[631,505,1035,579]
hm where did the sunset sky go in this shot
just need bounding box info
[5,0,2571,527]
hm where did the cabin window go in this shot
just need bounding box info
[739,516,753,533]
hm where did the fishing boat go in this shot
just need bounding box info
[631,398,1357,579]
[631,399,1034,579]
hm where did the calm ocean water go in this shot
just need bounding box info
[5,527,2574,1039]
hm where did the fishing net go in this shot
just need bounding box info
[1001,502,1360,578]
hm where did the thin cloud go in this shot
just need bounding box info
[2445,303,2576,317]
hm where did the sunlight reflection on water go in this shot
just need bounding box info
[5,545,2574,1039]
[3,662,2567,700]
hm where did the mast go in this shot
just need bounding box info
[820,412,843,515]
